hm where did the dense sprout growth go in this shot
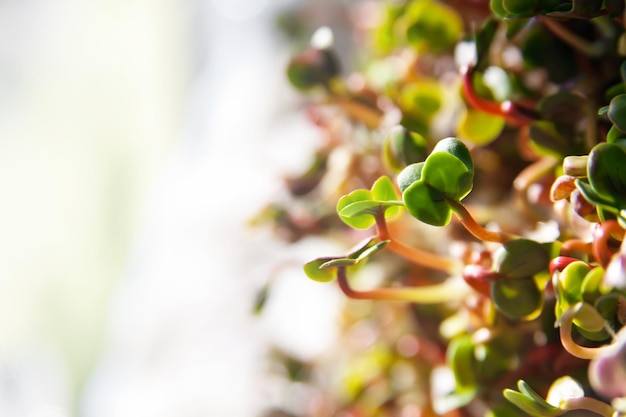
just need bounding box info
[258,1,626,416]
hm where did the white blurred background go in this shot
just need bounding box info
[0,0,345,416]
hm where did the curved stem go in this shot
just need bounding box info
[330,94,383,129]
[445,198,512,243]
[558,302,617,360]
[561,239,593,256]
[336,267,470,304]
[561,397,615,417]
[513,156,559,193]
[375,213,463,273]
[539,17,608,57]
[593,220,624,268]
[460,65,539,126]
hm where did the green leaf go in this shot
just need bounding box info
[371,175,401,204]
[492,277,542,319]
[475,18,499,71]
[504,381,562,417]
[337,177,404,229]
[587,143,626,207]
[492,239,550,279]
[431,137,474,175]
[402,180,452,226]
[458,108,505,145]
[422,152,474,201]
[303,238,389,282]
[572,302,607,334]
[575,178,618,211]
[608,94,626,132]
[502,0,537,15]
[529,121,569,157]
[397,162,425,192]
[405,0,463,53]
[337,189,377,229]
[383,126,428,171]
[304,257,340,282]
[447,335,477,390]
[558,261,590,304]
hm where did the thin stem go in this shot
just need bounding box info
[336,267,470,304]
[540,17,608,57]
[561,239,593,256]
[460,65,539,126]
[561,397,615,417]
[375,213,463,273]
[513,156,559,193]
[445,198,512,243]
[559,302,617,360]
[330,94,383,129]
[593,220,624,268]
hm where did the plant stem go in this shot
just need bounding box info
[561,397,615,417]
[558,302,617,360]
[513,156,558,193]
[593,220,625,268]
[375,213,462,273]
[460,65,539,126]
[330,94,383,129]
[336,267,470,303]
[540,17,608,57]
[445,198,512,243]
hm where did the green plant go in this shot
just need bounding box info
[258,1,626,416]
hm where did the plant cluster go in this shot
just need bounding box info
[258,1,626,416]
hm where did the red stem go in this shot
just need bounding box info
[445,198,512,243]
[460,65,539,126]
[375,213,462,273]
[593,220,624,267]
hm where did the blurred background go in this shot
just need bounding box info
[0,0,349,416]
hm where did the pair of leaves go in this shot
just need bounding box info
[336,176,403,230]
[553,261,613,340]
[399,137,474,226]
[303,237,388,282]
[504,378,584,417]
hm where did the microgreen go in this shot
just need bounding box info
[399,137,473,227]
[336,175,403,229]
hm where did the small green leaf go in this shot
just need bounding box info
[430,137,474,175]
[383,126,428,171]
[504,381,562,417]
[337,178,404,230]
[458,107,505,145]
[371,175,401,204]
[492,239,550,279]
[337,189,377,229]
[502,0,537,15]
[405,0,463,53]
[397,162,425,192]
[422,152,474,201]
[304,257,339,282]
[587,143,626,208]
[572,302,607,334]
[608,94,626,132]
[402,180,452,226]
[492,277,542,319]
[447,335,477,390]
[558,261,590,304]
